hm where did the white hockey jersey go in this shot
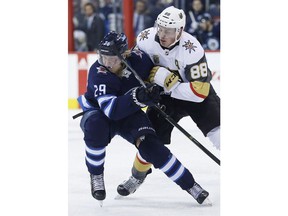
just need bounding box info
[136,27,212,102]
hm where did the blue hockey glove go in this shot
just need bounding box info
[131,84,161,107]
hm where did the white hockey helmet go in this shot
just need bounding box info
[156,6,186,34]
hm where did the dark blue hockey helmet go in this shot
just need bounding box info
[99,31,128,56]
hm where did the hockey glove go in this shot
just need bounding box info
[131,84,161,107]
[149,66,180,92]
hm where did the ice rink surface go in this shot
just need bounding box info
[68,81,220,216]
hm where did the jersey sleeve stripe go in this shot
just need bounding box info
[102,97,116,117]
[77,95,93,110]
[97,95,116,107]
[189,82,210,99]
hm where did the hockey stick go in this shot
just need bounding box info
[114,47,220,166]
[72,111,85,119]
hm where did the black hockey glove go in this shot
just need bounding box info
[131,84,161,107]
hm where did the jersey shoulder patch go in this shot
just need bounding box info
[137,27,156,49]
[180,32,203,53]
[182,39,198,54]
[96,65,108,74]
[137,27,154,42]
[180,32,205,65]
[136,28,158,57]
[131,49,144,59]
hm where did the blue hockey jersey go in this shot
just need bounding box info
[78,49,154,120]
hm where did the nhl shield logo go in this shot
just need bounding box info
[153,55,160,64]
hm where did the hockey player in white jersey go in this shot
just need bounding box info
[117,6,220,200]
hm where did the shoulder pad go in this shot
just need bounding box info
[130,49,146,59]
[179,32,205,65]
[136,27,156,47]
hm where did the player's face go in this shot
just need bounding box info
[101,55,122,73]
[157,25,176,48]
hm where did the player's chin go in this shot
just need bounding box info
[160,40,169,48]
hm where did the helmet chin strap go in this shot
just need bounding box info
[156,25,183,48]
[167,28,183,48]
[168,35,180,48]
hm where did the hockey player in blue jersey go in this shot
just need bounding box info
[77,31,209,205]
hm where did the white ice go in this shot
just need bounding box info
[68,81,220,216]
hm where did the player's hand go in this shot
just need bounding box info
[132,84,161,107]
